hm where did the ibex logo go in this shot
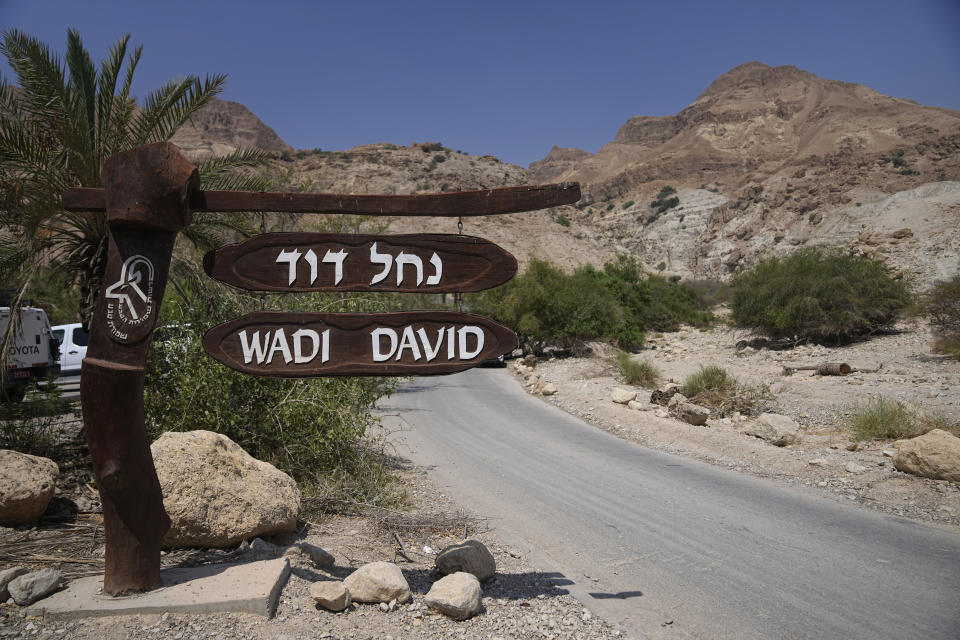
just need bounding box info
[104,255,155,341]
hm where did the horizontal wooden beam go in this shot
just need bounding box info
[62,182,581,216]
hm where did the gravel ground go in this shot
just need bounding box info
[1,467,624,639]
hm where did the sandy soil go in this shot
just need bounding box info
[516,319,960,529]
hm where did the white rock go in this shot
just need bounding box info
[0,450,58,526]
[882,449,896,458]
[673,401,709,426]
[626,400,645,411]
[845,462,868,474]
[540,383,557,396]
[436,539,496,582]
[8,568,63,606]
[610,388,637,404]
[742,413,803,447]
[151,430,301,547]
[0,567,27,601]
[424,572,482,621]
[808,458,827,466]
[344,562,410,604]
[310,581,351,611]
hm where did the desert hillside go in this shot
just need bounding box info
[172,63,960,285]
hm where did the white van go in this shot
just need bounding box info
[1,306,61,401]
[51,323,88,377]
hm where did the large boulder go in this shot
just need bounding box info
[894,429,960,482]
[673,401,710,426]
[151,430,301,547]
[343,561,410,604]
[0,450,58,526]
[742,413,803,447]
[435,539,496,582]
[610,388,637,404]
[424,572,482,620]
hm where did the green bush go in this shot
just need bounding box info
[0,381,73,459]
[144,272,402,510]
[433,154,446,163]
[923,272,960,359]
[843,397,958,440]
[682,366,735,398]
[420,142,444,152]
[891,149,905,168]
[615,351,660,387]
[555,214,571,227]
[622,200,634,209]
[649,186,680,216]
[729,248,910,344]
[280,150,293,162]
[469,255,712,352]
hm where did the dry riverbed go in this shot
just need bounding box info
[517,320,960,529]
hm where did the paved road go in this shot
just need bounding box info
[381,368,960,640]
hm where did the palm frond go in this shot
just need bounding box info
[197,147,271,191]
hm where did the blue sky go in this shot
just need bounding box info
[2,0,958,167]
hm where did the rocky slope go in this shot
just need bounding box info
[530,62,960,283]
[171,99,292,158]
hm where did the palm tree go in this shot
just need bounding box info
[0,28,270,327]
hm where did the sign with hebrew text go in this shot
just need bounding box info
[203,233,517,293]
[203,311,518,377]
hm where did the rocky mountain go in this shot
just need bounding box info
[173,63,960,285]
[530,62,960,284]
[171,99,292,158]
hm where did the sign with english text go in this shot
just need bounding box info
[203,233,517,293]
[202,311,517,377]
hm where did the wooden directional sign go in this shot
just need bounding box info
[203,311,517,377]
[203,233,517,293]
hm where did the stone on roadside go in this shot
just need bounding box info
[742,413,802,447]
[610,388,636,404]
[0,566,28,601]
[845,462,868,474]
[424,572,482,621]
[435,539,496,582]
[309,580,351,611]
[522,354,537,367]
[343,561,410,604]
[540,383,557,396]
[893,429,960,482]
[0,450,59,526]
[285,542,335,569]
[808,458,827,466]
[8,568,63,606]
[151,430,301,547]
[674,401,709,426]
[627,400,645,411]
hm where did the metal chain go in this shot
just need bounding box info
[455,216,464,312]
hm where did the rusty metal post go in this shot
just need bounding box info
[80,142,197,594]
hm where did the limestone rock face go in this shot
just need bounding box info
[742,413,803,447]
[151,431,301,547]
[435,539,496,582]
[310,580,351,611]
[894,429,960,482]
[0,450,58,526]
[343,562,411,604]
[425,572,482,620]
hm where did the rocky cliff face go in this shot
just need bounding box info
[529,62,960,284]
[171,99,292,158]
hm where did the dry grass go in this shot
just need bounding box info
[843,396,960,441]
